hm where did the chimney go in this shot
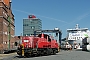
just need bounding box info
[41,33,44,38]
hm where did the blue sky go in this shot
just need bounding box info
[12,0,90,38]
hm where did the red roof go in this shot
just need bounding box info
[28,15,36,18]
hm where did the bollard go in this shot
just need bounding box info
[21,44,24,56]
[58,46,60,52]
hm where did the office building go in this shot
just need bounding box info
[23,15,42,36]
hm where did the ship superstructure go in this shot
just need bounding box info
[67,24,90,48]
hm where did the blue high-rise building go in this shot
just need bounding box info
[23,15,42,36]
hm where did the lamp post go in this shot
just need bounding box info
[8,16,11,49]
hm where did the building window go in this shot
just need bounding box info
[31,22,34,24]
[27,34,30,36]
[31,26,35,30]
[23,24,28,26]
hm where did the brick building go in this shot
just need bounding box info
[0,0,15,53]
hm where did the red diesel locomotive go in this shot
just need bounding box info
[17,33,59,57]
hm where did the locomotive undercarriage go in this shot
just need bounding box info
[17,47,58,57]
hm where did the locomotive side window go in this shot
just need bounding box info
[38,34,51,42]
[48,37,51,42]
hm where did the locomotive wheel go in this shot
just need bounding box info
[24,53,29,58]
[45,51,49,56]
[40,51,44,56]
[53,50,56,55]
[43,50,49,56]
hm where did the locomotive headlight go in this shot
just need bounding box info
[24,40,29,42]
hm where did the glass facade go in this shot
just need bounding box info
[23,18,42,36]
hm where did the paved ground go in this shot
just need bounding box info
[58,50,90,60]
[19,50,90,60]
[0,52,17,60]
[0,50,90,60]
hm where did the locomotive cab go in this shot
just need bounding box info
[38,34,51,42]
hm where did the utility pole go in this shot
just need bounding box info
[8,16,11,49]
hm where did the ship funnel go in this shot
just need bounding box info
[75,24,80,29]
